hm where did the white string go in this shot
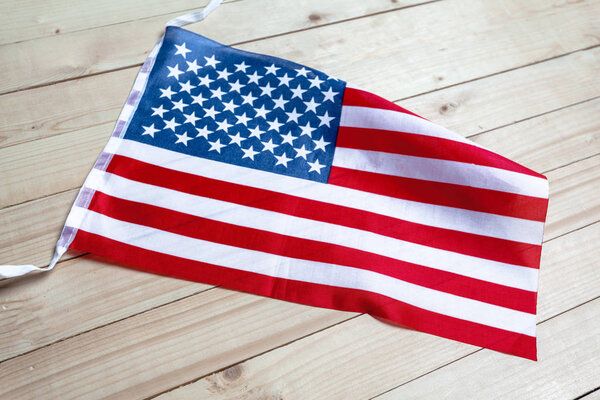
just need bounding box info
[166,0,223,27]
[0,1,223,280]
[0,246,66,279]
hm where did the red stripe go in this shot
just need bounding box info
[329,166,548,222]
[69,230,537,360]
[343,87,425,118]
[105,154,542,269]
[336,126,545,179]
[87,191,537,313]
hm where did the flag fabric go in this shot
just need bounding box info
[9,4,550,360]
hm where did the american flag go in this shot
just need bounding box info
[59,26,549,360]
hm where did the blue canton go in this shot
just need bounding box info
[124,26,346,183]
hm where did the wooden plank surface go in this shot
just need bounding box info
[0,0,598,398]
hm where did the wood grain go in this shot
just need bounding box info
[1,0,598,398]
[1,0,598,149]
[377,298,600,400]
[1,219,596,400]
[0,0,428,93]
[144,222,600,400]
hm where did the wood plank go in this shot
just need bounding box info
[377,299,600,400]
[1,216,597,400]
[0,190,80,267]
[3,93,598,270]
[130,222,600,400]
[402,48,600,137]
[543,154,600,241]
[0,0,429,93]
[2,48,599,209]
[583,389,600,400]
[0,0,213,45]
[1,0,599,149]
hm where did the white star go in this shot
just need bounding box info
[312,136,330,152]
[303,98,319,113]
[278,73,293,86]
[241,92,258,106]
[191,92,207,106]
[272,95,288,110]
[261,139,278,153]
[228,132,245,147]
[208,138,226,153]
[274,152,293,167]
[171,99,186,112]
[317,111,335,127]
[167,64,184,80]
[308,75,324,88]
[259,83,275,97]
[241,145,260,160]
[196,125,211,139]
[216,118,233,132]
[235,112,251,126]
[234,61,249,73]
[299,122,316,137]
[217,68,232,81]
[229,79,244,93]
[294,145,311,159]
[174,43,191,58]
[186,59,201,74]
[295,67,310,77]
[290,84,306,99]
[179,80,194,94]
[204,106,219,119]
[267,118,284,132]
[163,117,180,132]
[151,105,168,118]
[280,131,296,145]
[247,71,262,84]
[183,111,200,125]
[198,74,214,87]
[175,131,193,145]
[321,87,338,103]
[204,55,220,68]
[222,99,238,113]
[285,108,302,123]
[308,159,325,174]
[210,87,226,100]
[253,105,269,119]
[141,124,160,137]
[247,126,264,139]
[265,64,280,75]
[159,86,176,99]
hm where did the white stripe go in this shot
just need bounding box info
[84,169,539,291]
[333,147,549,198]
[69,207,536,336]
[104,138,545,245]
[340,105,479,145]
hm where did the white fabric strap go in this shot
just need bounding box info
[0,1,223,280]
[166,0,223,27]
[0,245,66,279]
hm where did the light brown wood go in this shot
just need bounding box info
[0,0,212,45]
[0,0,428,93]
[1,0,598,398]
[132,223,600,400]
[1,220,596,400]
[377,298,600,400]
[1,0,599,149]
